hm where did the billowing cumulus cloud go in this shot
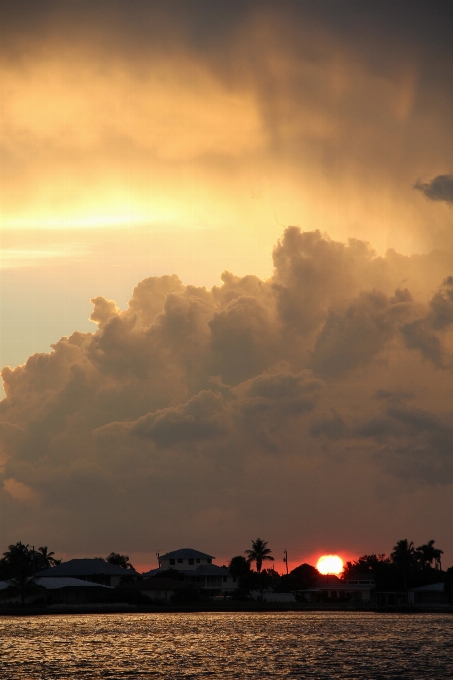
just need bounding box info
[1,227,452,563]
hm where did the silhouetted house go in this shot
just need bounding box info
[35,559,138,587]
[408,583,446,606]
[0,577,113,606]
[125,578,187,602]
[157,548,214,570]
[300,574,375,602]
[145,548,238,595]
[182,564,237,593]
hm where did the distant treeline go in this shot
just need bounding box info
[2,538,452,601]
[227,538,453,598]
[341,539,450,593]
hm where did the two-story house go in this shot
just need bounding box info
[146,548,238,595]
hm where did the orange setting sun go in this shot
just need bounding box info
[316,555,344,575]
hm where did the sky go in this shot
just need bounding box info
[0,0,452,572]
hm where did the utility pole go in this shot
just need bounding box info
[156,551,160,569]
[283,549,288,576]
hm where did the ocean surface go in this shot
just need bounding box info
[0,612,452,679]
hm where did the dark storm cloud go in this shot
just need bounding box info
[133,391,230,447]
[2,0,453,258]
[308,413,349,440]
[2,0,453,125]
[2,1,452,57]
[311,289,414,379]
[1,227,453,559]
[401,277,453,367]
[414,175,453,205]
[357,403,453,484]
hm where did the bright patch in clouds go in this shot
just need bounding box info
[316,555,343,575]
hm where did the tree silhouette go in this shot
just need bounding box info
[1,542,37,605]
[228,556,251,578]
[105,552,135,570]
[290,563,319,589]
[343,554,389,577]
[416,540,443,570]
[36,546,61,570]
[390,539,416,567]
[390,539,417,592]
[245,538,274,574]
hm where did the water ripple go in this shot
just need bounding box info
[0,612,451,679]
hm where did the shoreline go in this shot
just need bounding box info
[1,603,452,616]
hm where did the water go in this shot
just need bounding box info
[0,612,452,679]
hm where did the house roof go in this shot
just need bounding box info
[142,568,161,578]
[408,582,445,592]
[35,559,137,577]
[143,564,229,578]
[342,574,375,582]
[126,578,186,591]
[0,577,112,590]
[159,549,214,560]
[316,575,341,586]
[35,577,113,589]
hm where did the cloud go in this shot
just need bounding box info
[414,174,453,205]
[356,402,453,485]
[1,0,453,256]
[311,288,414,378]
[401,277,453,367]
[1,227,452,561]
[133,390,230,447]
[90,296,121,327]
[3,477,39,503]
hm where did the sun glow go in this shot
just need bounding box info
[1,210,152,230]
[316,555,343,575]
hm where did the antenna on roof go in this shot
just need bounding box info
[156,551,160,568]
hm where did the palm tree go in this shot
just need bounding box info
[2,542,36,605]
[36,546,61,570]
[435,550,443,571]
[245,538,274,574]
[390,539,416,593]
[416,540,443,570]
[390,539,416,566]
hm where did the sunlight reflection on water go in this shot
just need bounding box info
[0,612,452,679]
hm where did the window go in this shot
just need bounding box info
[178,559,183,563]
[170,559,175,565]
[189,559,194,565]
[223,577,227,582]
[196,559,200,563]
[207,558,212,564]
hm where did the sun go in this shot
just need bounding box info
[316,555,343,575]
